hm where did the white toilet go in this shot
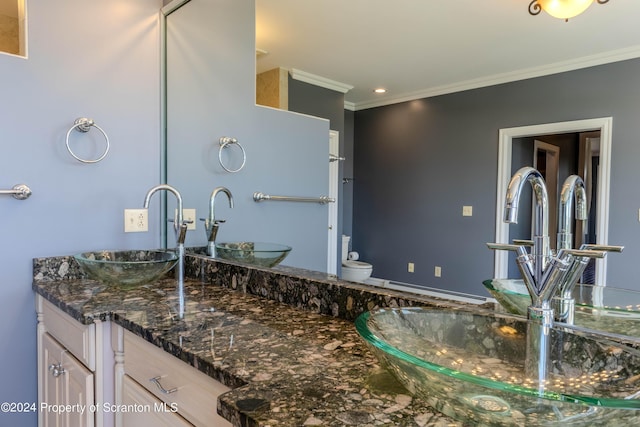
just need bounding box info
[341,235,373,283]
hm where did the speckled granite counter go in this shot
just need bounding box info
[33,253,483,426]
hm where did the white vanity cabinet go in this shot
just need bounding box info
[36,295,114,427]
[112,325,232,427]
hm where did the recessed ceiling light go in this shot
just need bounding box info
[373,88,386,94]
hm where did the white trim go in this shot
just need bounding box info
[327,130,339,275]
[352,46,640,111]
[290,68,353,93]
[364,278,492,305]
[495,117,612,285]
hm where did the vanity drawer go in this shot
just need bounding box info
[39,296,96,371]
[123,330,231,427]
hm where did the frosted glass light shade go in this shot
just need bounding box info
[538,0,594,19]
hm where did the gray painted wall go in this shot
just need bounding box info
[353,58,640,296]
[166,0,329,273]
[287,78,350,264]
[0,0,163,423]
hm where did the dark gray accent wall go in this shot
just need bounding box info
[353,57,640,296]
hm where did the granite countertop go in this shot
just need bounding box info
[33,253,475,426]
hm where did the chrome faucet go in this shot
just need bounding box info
[489,168,606,316]
[200,186,234,257]
[503,167,551,285]
[557,175,587,251]
[143,184,189,283]
[488,167,606,389]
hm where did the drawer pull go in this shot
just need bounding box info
[149,376,178,394]
[48,363,66,378]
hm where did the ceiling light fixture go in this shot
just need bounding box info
[373,88,386,94]
[529,0,609,21]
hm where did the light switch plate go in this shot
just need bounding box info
[462,206,473,216]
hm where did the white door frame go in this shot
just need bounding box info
[495,117,612,284]
[327,130,340,275]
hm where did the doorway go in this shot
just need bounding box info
[495,117,612,285]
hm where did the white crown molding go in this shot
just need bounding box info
[351,45,640,111]
[290,68,354,94]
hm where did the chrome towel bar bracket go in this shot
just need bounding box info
[0,184,32,200]
[218,136,246,173]
[253,192,334,205]
[65,117,110,163]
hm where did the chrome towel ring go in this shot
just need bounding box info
[218,136,246,173]
[65,117,110,163]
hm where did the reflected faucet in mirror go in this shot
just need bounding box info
[200,186,234,257]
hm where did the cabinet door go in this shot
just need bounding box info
[61,350,95,427]
[122,375,191,427]
[40,333,95,427]
[41,333,63,427]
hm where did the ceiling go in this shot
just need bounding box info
[256,0,640,111]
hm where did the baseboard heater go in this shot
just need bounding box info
[364,277,494,305]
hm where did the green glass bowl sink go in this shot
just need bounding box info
[215,242,291,267]
[74,250,178,287]
[484,279,640,337]
[356,307,640,426]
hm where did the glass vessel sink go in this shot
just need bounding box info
[356,307,640,426]
[484,279,640,337]
[214,242,291,267]
[74,250,178,288]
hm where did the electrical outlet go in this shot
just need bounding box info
[175,208,197,230]
[408,262,415,273]
[462,205,473,216]
[124,209,148,232]
[434,266,442,277]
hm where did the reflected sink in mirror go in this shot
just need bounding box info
[356,307,640,426]
[74,250,178,288]
[484,279,640,338]
[215,242,291,267]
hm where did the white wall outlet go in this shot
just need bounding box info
[462,205,473,216]
[124,209,148,233]
[176,208,197,230]
[408,262,415,273]
[434,266,442,277]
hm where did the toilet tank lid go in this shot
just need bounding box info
[342,260,371,269]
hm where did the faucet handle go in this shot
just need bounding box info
[512,239,533,246]
[579,244,624,253]
[559,248,607,259]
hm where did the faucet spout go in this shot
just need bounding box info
[203,186,234,257]
[504,166,550,284]
[557,175,587,251]
[208,186,234,224]
[143,184,184,240]
[142,184,188,312]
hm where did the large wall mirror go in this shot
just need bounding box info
[0,0,26,57]
[162,0,330,273]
